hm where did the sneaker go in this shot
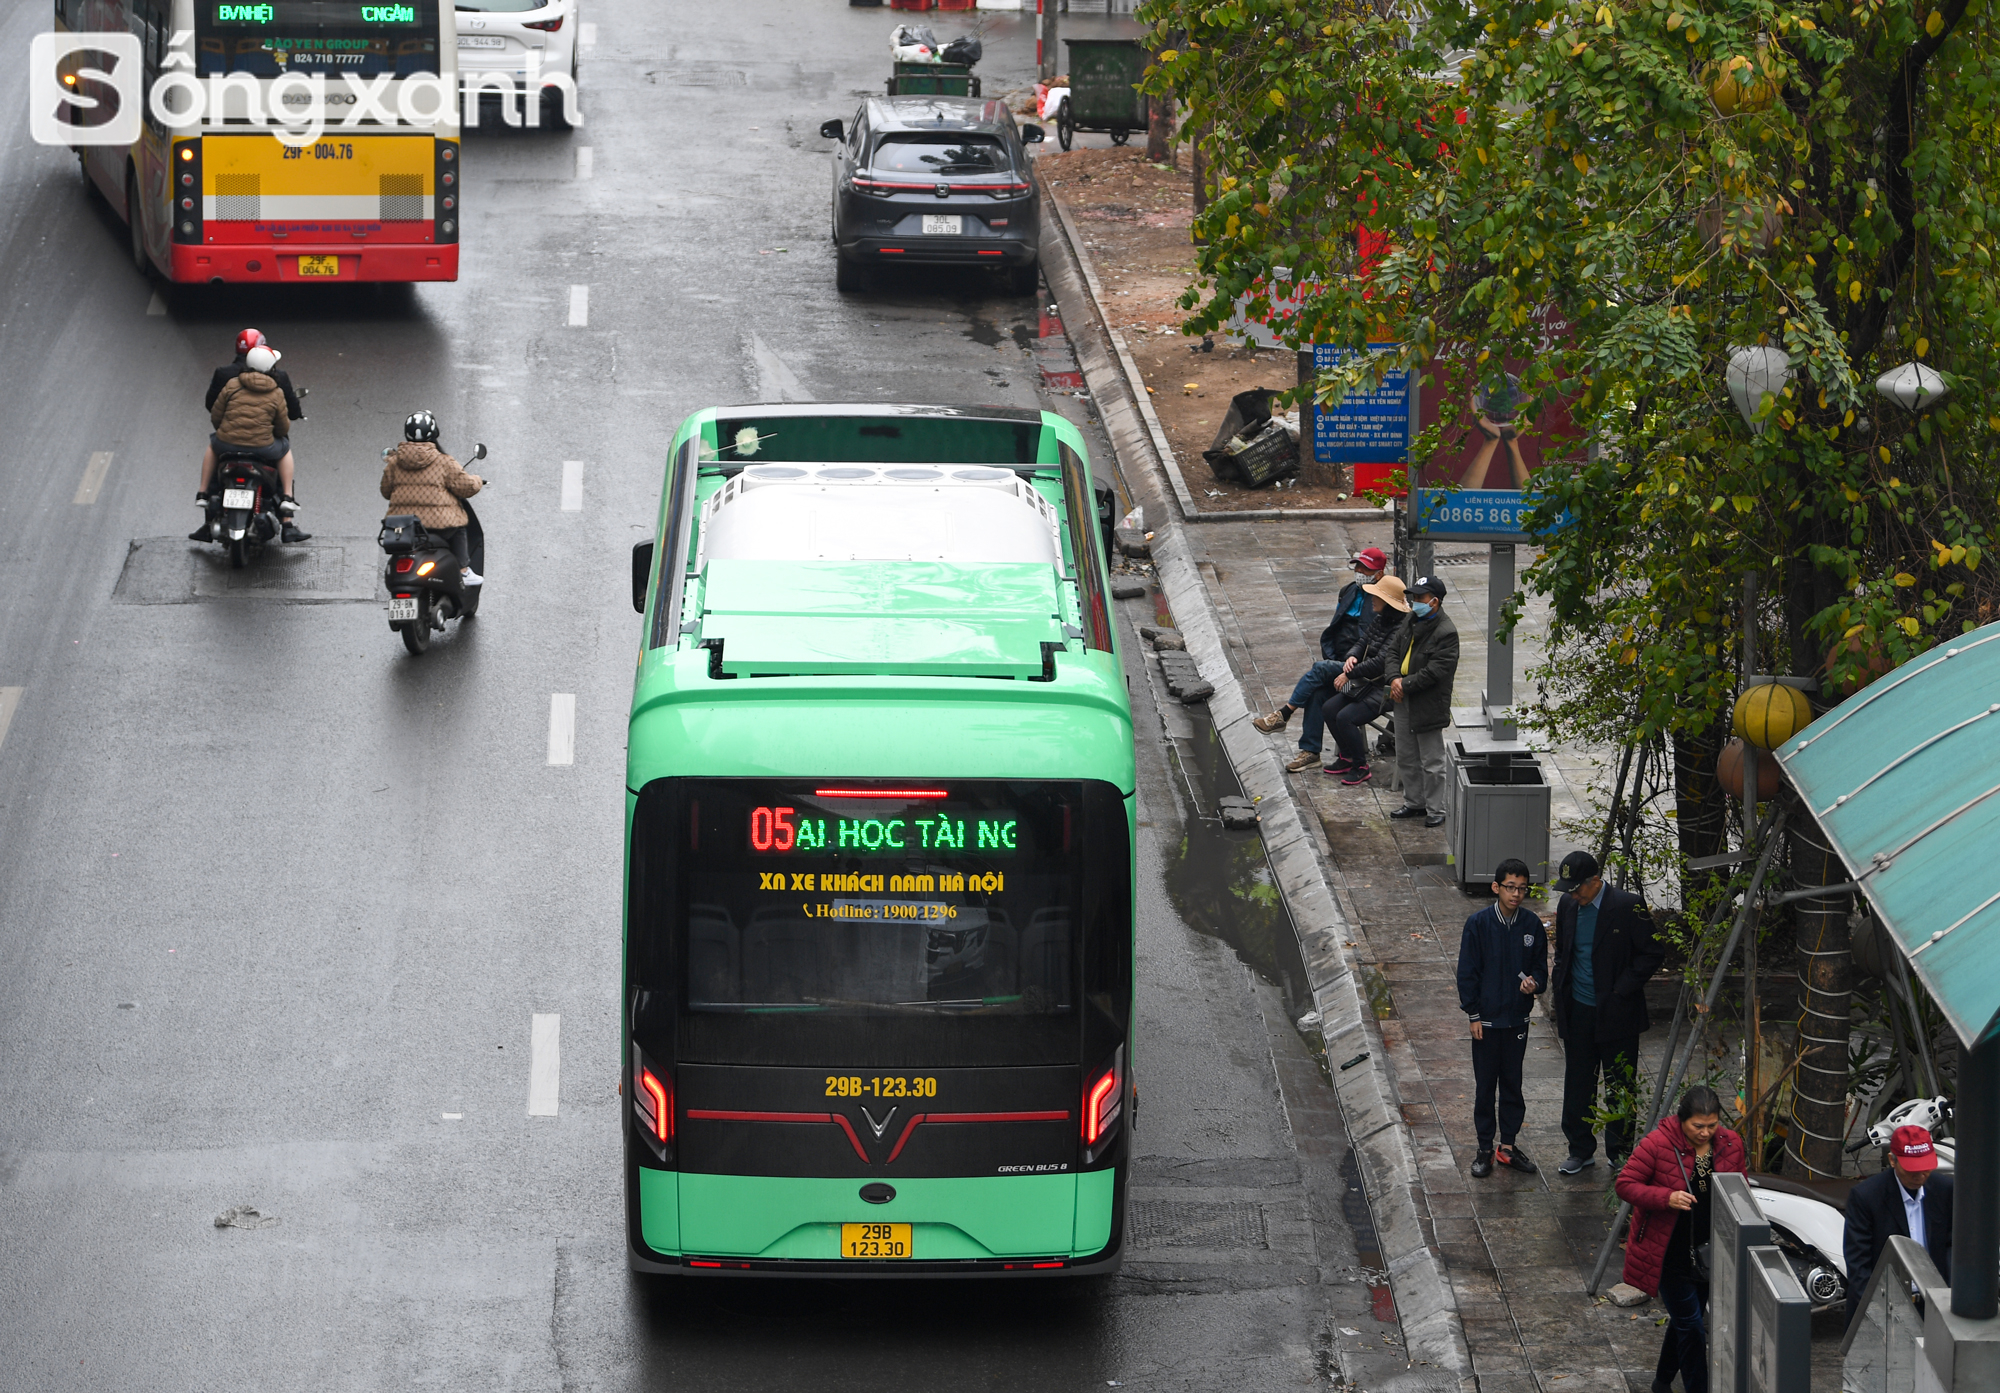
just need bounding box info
[188,525,212,542]
[1471,1150,1495,1179]
[1285,750,1321,773]
[1324,754,1355,774]
[1252,710,1291,733]
[461,568,484,587]
[1424,812,1447,828]
[1340,765,1373,786]
[1497,1143,1538,1175]
[1388,806,1428,821]
[279,496,299,516]
[196,492,211,507]
[1557,1154,1595,1176]
[281,522,311,543]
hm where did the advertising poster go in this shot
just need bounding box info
[1411,352,1578,542]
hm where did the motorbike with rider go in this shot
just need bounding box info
[192,330,309,546]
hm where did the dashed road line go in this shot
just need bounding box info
[575,146,593,180]
[568,284,589,326]
[0,688,20,756]
[73,452,114,505]
[560,460,583,512]
[146,293,167,316]
[528,1013,561,1116]
[579,21,597,46]
[547,693,576,765]
[751,332,812,402]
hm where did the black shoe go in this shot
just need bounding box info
[1424,811,1447,828]
[1389,806,1428,821]
[1471,1150,1495,1179]
[1497,1143,1538,1175]
[1557,1154,1595,1176]
[188,525,212,542]
[282,522,311,543]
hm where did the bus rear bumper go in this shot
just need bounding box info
[169,244,459,283]
[628,1244,1124,1279]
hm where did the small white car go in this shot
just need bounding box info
[456,0,582,130]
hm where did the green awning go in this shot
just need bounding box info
[1778,622,2000,1047]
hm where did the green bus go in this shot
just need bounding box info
[623,405,1136,1276]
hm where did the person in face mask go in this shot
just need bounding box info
[1348,574,1459,827]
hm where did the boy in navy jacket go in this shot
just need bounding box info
[1456,858,1549,1177]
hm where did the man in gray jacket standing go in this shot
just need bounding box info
[1352,574,1460,827]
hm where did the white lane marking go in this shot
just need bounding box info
[528,1013,561,1116]
[750,332,813,402]
[146,292,166,316]
[73,451,114,506]
[0,688,21,757]
[575,146,593,180]
[579,21,597,46]
[560,460,583,511]
[568,284,589,326]
[547,693,576,765]
[442,1112,463,1120]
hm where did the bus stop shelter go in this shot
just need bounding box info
[1778,622,2000,1389]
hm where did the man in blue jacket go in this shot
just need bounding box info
[1457,858,1549,1178]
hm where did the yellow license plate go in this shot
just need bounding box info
[840,1222,912,1259]
[297,255,340,277]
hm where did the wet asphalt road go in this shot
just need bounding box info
[0,3,1404,1388]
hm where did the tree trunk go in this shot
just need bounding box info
[1784,811,1853,1178]
[1672,730,1726,901]
[1147,88,1173,163]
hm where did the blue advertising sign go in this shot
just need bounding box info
[1414,488,1567,540]
[1311,343,1412,464]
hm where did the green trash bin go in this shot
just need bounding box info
[1057,38,1150,151]
[887,62,981,97]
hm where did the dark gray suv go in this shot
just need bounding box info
[820,97,1045,295]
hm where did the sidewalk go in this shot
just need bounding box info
[1034,152,1693,1393]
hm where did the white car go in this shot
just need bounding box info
[456,0,582,130]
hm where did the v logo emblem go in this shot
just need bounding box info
[860,1105,898,1140]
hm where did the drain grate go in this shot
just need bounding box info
[1127,1200,1266,1249]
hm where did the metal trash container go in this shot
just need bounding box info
[1447,738,1550,891]
[1056,38,1149,150]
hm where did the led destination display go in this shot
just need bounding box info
[748,804,1018,856]
[211,2,422,22]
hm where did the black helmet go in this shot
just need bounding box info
[404,410,440,443]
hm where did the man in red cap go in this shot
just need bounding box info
[1842,1124,1954,1332]
[1253,547,1391,773]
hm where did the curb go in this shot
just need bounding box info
[1039,174,1475,1391]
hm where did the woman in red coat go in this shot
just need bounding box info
[1614,1086,1746,1393]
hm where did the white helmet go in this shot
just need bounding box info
[246,345,281,373]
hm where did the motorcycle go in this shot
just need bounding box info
[1744,1095,1956,1312]
[198,387,308,568]
[379,443,486,656]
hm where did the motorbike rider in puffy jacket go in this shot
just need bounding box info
[194,343,308,543]
[380,410,485,586]
[206,328,303,420]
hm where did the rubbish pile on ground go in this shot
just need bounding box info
[1202,387,1300,489]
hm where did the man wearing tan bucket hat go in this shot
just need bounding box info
[1347,574,1460,827]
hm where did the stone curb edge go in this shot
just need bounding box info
[1037,175,1476,1390]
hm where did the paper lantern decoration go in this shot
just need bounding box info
[1727,346,1793,434]
[1733,681,1814,750]
[1716,737,1782,800]
[1874,361,1949,413]
[1824,632,1893,698]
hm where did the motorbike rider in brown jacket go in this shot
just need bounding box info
[380,410,485,585]
[194,344,308,543]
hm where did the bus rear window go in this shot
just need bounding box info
[678,781,1076,1019]
[197,1,441,76]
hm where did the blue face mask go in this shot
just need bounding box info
[1411,600,1434,618]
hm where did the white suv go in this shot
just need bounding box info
[456,0,582,130]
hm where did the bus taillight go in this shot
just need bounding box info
[172,140,202,245]
[1083,1046,1124,1149]
[634,1059,673,1145]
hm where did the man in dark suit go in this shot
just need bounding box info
[1844,1125,1954,1332]
[1546,851,1663,1174]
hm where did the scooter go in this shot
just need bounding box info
[1744,1095,1956,1312]
[197,387,308,568]
[378,443,486,656]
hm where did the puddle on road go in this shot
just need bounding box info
[1158,707,1315,1026]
